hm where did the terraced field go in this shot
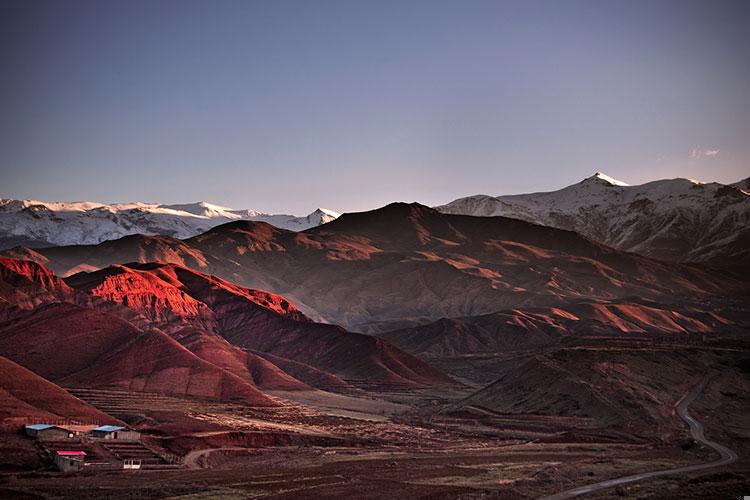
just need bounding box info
[103,441,181,468]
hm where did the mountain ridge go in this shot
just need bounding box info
[6,202,745,333]
[436,173,750,264]
[0,197,340,249]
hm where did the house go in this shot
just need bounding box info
[24,424,74,440]
[53,450,86,472]
[89,425,140,441]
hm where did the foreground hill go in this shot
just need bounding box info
[7,203,745,333]
[0,198,339,249]
[64,262,455,389]
[0,258,454,400]
[451,345,737,439]
[0,303,279,406]
[0,355,120,428]
[437,172,750,265]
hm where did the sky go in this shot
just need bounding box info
[1,0,748,214]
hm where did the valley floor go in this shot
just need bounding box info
[1,336,748,499]
[0,439,745,499]
[0,370,750,499]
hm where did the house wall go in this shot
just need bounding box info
[91,430,141,441]
[38,428,73,440]
[115,430,141,441]
[54,456,83,472]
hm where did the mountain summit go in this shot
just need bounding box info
[437,173,749,264]
[583,172,630,186]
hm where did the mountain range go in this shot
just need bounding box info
[1,181,748,457]
[3,173,748,267]
[5,201,745,334]
[0,198,340,249]
[437,172,750,265]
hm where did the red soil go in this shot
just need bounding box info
[0,355,120,428]
[0,257,77,308]
[62,261,457,390]
[176,327,309,391]
[66,264,217,330]
[0,303,277,406]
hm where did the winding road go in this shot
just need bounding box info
[540,372,738,499]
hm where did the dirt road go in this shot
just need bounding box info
[540,372,738,499]
[184,447,252,469]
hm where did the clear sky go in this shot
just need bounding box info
[1,0,747,214]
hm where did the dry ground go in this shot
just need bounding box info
[1,338,747,499]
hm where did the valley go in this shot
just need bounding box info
[1,329,748,499]
[0,201,748,498]
[3,0,748,495]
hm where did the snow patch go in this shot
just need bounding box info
[436,173,749,263]
[0,198,341,248]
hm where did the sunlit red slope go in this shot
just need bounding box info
[0,257,78,309]
[63,262,456,390]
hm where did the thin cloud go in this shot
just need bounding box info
[691,147,720,158]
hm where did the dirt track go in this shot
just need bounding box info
[184,447,250,469]
[539,372,738,499]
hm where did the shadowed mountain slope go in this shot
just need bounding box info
[4,203,746,332]
[0,355,121,427]
[63,262,456,389]
[0,302,278,406]
[380,299,741,357]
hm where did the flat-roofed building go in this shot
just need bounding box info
[89,425,140,441]
[24,424,74,440]
[53,450,86,472]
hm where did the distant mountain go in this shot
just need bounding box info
[732,176,750,192]
[8,203,746,333]
[379,298,741,358]
[436,172,750,264]
[0,198,340,249]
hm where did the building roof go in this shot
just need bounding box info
[25,424,55,431]
[55,451,86,456]
[92,425,126,432]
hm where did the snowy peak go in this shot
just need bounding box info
[731,177,750,193]
[581,172,630,187]
[160,201,246,219]
[437,173,750,264]
[314,208,341,218]
[0,198,341,249]
[307,208,341,225]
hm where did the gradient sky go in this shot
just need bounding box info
[1,0,748,214]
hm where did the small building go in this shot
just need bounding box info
[89,425,140,441]
[53,450,86,472]
[25,424,74,440]
[123,458,142,470]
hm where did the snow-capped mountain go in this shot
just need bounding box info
[436,172,750,264]
[0,198,340,249]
